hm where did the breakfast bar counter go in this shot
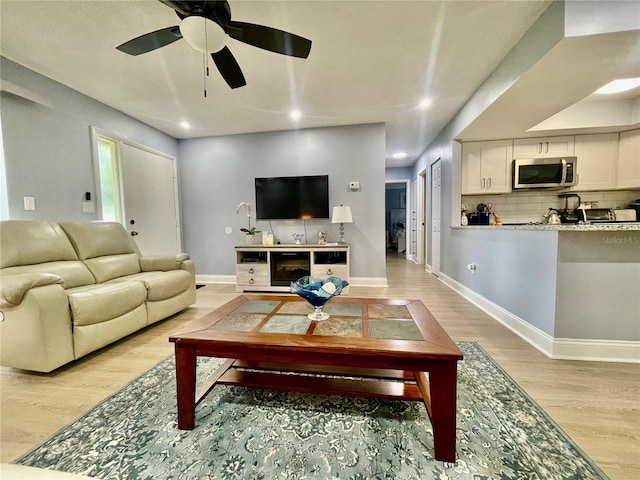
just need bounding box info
[446,225,639,362]
[453,223,640,231]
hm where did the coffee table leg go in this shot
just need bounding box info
[429,362,458,462]
[175,344,196,430]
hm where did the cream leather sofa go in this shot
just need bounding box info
[0,220,196,372]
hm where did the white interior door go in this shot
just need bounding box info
[431,160,441,276]
[121,143,180,255]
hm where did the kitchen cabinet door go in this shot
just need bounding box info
[513,136,574,158]
[572,133,619,191]
[617,129,640,189]
[482,141,512,192]
[461,143,483,194]
[462,140,512,194]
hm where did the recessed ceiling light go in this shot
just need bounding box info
[180,121,191,129]
[392,152,407,159]
[290,110,302,120]
[419,98,432,108]
[595,77,640,94]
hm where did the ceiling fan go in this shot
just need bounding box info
[116,0,312,89]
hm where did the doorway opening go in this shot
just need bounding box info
[385,180,409,257]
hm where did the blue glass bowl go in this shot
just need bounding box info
[290,276,349,320]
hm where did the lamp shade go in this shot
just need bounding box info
[331,206,353,224]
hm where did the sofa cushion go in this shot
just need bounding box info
[82,253,141,283]
[109,270,193,301]
[59,221,140,259]
[66,281,147,326]
[1,261,96,289]
[139,254,190,272]
[1,221,78,268]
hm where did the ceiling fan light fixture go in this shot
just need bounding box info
[180,16,226,53]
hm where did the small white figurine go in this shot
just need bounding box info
[318,231,327,245]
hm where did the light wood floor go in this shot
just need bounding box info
[1,253,638,479]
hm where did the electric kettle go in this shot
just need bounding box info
[542,208,561,225]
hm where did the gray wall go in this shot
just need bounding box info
[178,123,387,279]
[385,167,412,182]
[555,231,640,341]
[448,228,559,336]
[0,57,178,221]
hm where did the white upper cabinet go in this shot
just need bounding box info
[617,129,640,189]
[572,133,619,191]
[462,140,513,194]
[513,136,575,158]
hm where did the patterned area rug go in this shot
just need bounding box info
[15,342,608,479]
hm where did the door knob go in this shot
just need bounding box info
[131,231,139,236]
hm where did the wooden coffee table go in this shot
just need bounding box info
[169,295,463,462]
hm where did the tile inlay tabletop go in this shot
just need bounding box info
[170,295,463,462]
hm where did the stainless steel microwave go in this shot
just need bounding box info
[512,157,578,189]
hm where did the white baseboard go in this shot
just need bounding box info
[552,339,640,363]
[438,272,640,363]
[196,274,235,284]
[350,276,388,288]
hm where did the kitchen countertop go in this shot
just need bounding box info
[453,223,640,231]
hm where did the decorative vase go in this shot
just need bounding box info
[245,234,255,245]
[461,214,468,226]
[292,233,304,245]
[290,276,349,320]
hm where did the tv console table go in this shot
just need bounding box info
[235,244,350,294]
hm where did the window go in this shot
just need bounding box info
[95,135,122,222]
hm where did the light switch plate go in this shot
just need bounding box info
[23,196,35,210]
[82,201,95,213]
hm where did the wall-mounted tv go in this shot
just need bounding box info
[255,175,329,220]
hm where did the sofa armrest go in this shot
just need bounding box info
[0,280,75,372]
[1,272,64,307]
[139,254,191,272]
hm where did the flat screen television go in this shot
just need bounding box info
[255,175,329,220]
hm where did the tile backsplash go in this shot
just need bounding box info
[462,190,640,224]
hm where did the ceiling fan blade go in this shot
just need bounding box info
[226,21,312,58]
[158,0,192,17]
[116,26,182,55]
[211,46,247,89]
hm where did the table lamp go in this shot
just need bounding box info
[331,205,353,243]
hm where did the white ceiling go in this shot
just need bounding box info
[1,1,638,168]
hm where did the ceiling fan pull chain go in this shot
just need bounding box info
[202,52,207,98]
